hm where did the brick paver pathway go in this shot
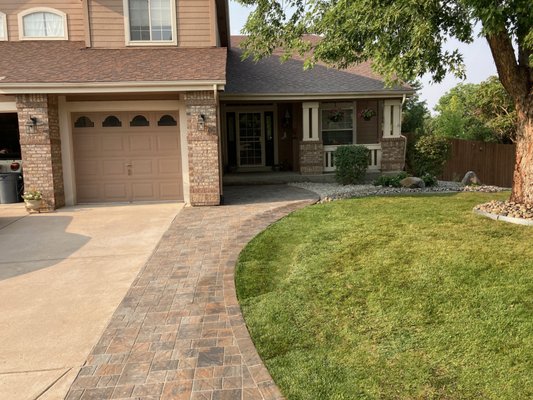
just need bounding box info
[66,185,318,400]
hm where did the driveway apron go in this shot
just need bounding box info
[66,185,318,400]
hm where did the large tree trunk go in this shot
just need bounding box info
[510,99,533,205]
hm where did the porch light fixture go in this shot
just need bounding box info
[25,116,38,134]
[197,114,206,131]
[283,109,291,128]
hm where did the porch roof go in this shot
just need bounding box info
[224,36,413,98]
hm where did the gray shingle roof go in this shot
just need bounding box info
[225,36,411,96]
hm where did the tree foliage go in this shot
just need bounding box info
[431,76,517,143]
[401,83,430,135]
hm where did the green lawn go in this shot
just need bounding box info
[236,192,533,400]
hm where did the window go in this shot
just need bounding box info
[126,0,175,44]
[130,115,150,127]
[157,115,177,126]
[102,116,122,127]
[74,116,95,128]
[0,12,7,41]
[321,106,354,146]
[19,8,67,40]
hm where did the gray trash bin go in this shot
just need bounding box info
[0,173,19,204]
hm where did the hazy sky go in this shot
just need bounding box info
[228,2,498,111]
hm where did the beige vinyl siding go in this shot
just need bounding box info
[89,0,125,48]
[177,0,213,47]
[356,100,381,144]
[0,0,84,41]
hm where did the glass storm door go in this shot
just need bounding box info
[237,112,265,167]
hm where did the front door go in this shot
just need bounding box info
[237,112,265,167]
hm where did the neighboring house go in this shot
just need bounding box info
[0,0,413,210]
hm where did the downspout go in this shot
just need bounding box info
[400,94,407,170]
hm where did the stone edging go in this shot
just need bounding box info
[473,209,533,226]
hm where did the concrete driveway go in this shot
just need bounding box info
[0,202,182,400]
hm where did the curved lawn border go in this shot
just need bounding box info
[473,208,533,226]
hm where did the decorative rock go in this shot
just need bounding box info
[474,200,533,221]
[400,177,426,189]
[462,171,481,186]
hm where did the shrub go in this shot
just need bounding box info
[411,135,451,176]
[373,172,409,187]
[334,145,370,185]
[421,173,439,187]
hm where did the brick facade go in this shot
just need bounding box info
[16,94,65,210]
[381,136,406,172]
[185,91,220,206]
[299,141,324,175]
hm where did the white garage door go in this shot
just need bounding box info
[72,111,183,203]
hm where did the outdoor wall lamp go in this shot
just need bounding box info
[197,114,206,131]
[283,109,291,128]
[25,116,38,134]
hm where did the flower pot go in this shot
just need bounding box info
[24,199,42,212]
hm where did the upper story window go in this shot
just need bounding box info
[0,12,7,40]
[125,0,176,45]
[19,8,68,40]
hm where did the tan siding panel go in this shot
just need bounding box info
[89,0,125,48]
[177,0,213,47]
[0,0,84,41]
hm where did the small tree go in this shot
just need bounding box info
[334,145,370,185]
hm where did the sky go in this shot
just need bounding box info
[228,2,498,112]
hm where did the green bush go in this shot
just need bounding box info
[411,135,451,176]
[334,145,370,185]
[421,173,439,187]
[373,172,408,187]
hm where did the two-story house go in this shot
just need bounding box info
[0,0,413,210]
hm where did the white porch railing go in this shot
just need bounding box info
[323,144,382,172]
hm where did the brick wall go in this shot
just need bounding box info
[381,136,406,172]
[16,94,65,210]
[299,141,324,175]
[185,91,220,206]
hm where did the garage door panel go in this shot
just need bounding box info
[73,111,183,203]
[159,159,181,175]
[101,136,125,152]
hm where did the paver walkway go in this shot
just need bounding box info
[66,185,318,400]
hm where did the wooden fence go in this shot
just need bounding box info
[440,139,515,187]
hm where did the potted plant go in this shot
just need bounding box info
[359,108,376,121]
[328,109,344,123]
[22,189,42,212]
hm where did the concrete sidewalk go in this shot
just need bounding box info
[0,202,182,400]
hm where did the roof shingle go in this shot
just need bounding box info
[0,41,227,84]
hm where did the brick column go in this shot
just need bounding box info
[16,94,65,210]
[185,91,220,206]
[381,136,406,172]
[299,141,324,175]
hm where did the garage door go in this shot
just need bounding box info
[72,111,183,203]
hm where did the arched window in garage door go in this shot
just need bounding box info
[157,115,177,126]
[102,115,122,127]
[130,115,150,127]
[74,116,94,128]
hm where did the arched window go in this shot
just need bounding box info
[74,116,95,128]
[102,115,122,127]
[130,115,150,127]
[19,8,67,40]
[0,12,7,41]
[157,115,177,126]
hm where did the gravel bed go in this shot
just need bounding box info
[289,181,509,202]
[475,200,533,220]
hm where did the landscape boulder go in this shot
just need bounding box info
[461,171,481,186]
[400,177,426,189]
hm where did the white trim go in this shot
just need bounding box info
[220,92,413,101]
[0,12,7,41]
[178,103,190,205]
[58,96,76,206]
[0,101,17,112]
[123,0,177,46]
[18,7,68,40]
[0,81,226,94]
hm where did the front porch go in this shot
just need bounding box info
[220,98,406,178]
